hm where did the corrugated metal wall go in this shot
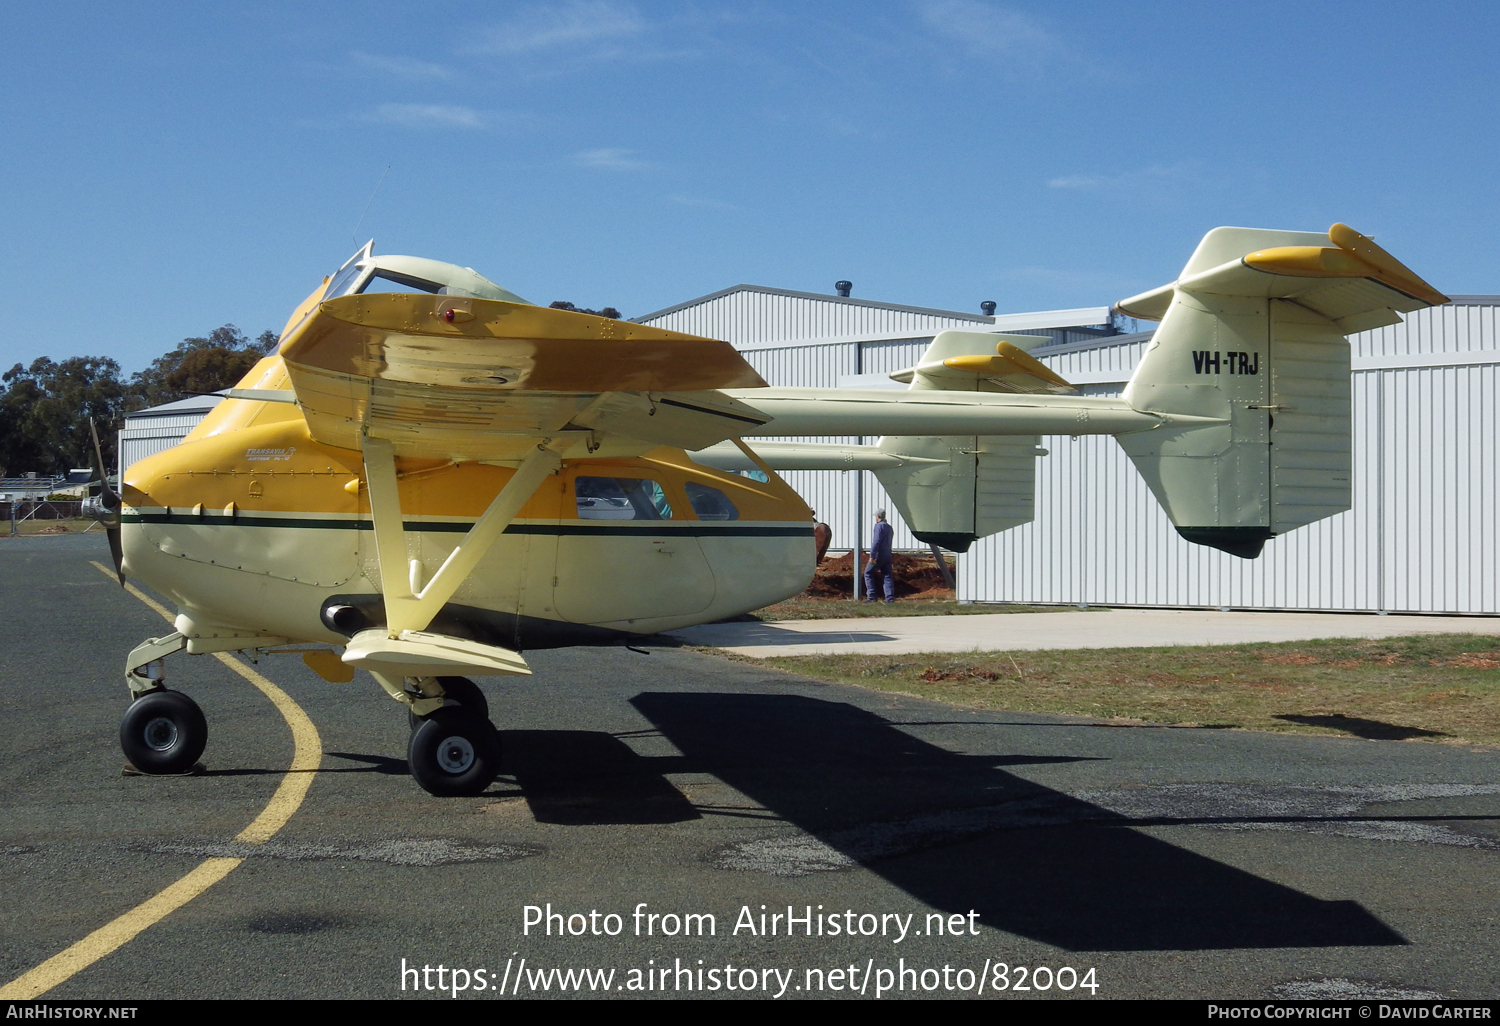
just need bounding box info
[118,413,213,479]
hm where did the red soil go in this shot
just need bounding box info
[804,551,956,600]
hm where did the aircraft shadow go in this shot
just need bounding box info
[499,729,701,825]
[1273,714,1448,741]
[631,692,1406,952]
[323,752,411,774]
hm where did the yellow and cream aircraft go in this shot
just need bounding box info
[100,225,1446,795]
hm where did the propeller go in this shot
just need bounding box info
[87,418,125,586]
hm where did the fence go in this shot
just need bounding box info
[1,500,85,526]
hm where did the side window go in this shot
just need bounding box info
[574,477,673,520]
[733,469,770,483]
[685,482,739,521]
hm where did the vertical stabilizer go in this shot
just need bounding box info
[1113,224,1446,558]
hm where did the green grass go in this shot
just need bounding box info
[746,634,1500,746]
[0,517,100,536]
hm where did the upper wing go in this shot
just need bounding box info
[278,293,769,460]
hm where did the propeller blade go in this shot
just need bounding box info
[106,524,125,587]
[87,418,120,511]
[87,417,125,585]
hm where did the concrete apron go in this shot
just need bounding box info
[670,608,1500,658]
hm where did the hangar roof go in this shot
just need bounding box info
[634,283,997,325]
[124,392,224,422]
[635,282,1115,349]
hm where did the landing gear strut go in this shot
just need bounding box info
[118,631,208,774]
[406,675,490,729]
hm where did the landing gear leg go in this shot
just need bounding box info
[405,675,490,730]
[119,631,206,774]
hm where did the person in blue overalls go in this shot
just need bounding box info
[864,508,896,603]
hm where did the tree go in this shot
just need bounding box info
[549,301,621,319]
[128,325,279,409]
[0,324,278,477]
[0,356,128,476]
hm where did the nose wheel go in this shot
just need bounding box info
[120,689,208,775]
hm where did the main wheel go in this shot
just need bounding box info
[408,708,501,797]
[407,675,488,731]
[120,690,207,774]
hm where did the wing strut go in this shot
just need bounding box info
[363,437,561,637]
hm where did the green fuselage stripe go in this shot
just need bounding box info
[120,512,811,538]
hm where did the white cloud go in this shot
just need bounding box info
[470,0,645,56]
[1046,164,1198,190]
[364,104,485,129]
[350,52,455,81]
[573,148,653,171]
[918,0,1059,63]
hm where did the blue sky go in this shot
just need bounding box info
[1,1,1496,374]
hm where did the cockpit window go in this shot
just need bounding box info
[321,243,530,306]
[324,259,368,301]
[574,477,673,520]
[361,271,444,295]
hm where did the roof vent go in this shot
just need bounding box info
[834,280,852,298]
[980,300,997,316]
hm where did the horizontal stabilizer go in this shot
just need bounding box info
[1116,223,1447,334]
[890,330,1077,394]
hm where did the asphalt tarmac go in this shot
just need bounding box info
[3,535,1499,1001]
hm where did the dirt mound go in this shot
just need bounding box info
[804,551,955,601]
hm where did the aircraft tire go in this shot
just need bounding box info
[407,676,489,731]
[408,708,500,797]
[120,689,208,774]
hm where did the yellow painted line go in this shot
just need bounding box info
[0,563,323,999]
[0,858,244,1000]
[105,570,178,626]
[214,653,321,844]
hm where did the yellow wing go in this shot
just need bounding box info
[278,293,769,460]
